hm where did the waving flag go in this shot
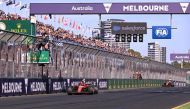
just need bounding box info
[72,21,76,29]
[20,4,27,10]
[75,22,81,30]
[6,0,15,6]
[0,0,8,4]
[58,16,61,24]
[78,23,83,30]
[62,16,64,23]
[54,15,56,22]
[63,18,70,26]
[77,25,81,30]
[14,1,21,7]
[44,15,48,20]
[63,19,67,26]
[69,19,72,27]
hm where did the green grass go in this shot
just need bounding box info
[173,102,190,109]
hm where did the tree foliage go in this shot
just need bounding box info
[171,61,190,68]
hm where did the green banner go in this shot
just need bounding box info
[0,20,35,44]
[27,51,50,63]
[0,20,35,35]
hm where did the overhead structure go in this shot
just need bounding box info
[30,3,190,14]
[30,2,190,40]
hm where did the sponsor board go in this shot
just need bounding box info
[0,78,25,96]
[98,79,108,90]
[51,79,67,93]
[27,79,48,94]
[152,26,171,39]
[27,51,50,64]
[31,3,190,14]
[170,54,190,61]
[111,22,147,34]
[85,79,97,86]
[0,20,35,35]
[0,20,35,44]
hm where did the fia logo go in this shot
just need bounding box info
[152,26,171,39]
[155,28,168,37]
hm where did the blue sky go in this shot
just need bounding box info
[0,0,190,63]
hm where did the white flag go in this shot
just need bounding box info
[15,1,21,7]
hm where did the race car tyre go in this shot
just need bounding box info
[67,87,72,95]
[88,87,94,94]
[94,87,98,94]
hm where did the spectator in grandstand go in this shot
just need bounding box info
[0,10,132,57]
[133,71,143,80]
[137,73,142,80]
[0,10,5,16]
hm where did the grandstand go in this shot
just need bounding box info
[0,9,187,82]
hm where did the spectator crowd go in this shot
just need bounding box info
[0,10,135,56]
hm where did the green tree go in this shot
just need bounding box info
[143,56,151,61]
[171,61,190,68]
[134,51,142,58]
[183,61,190,68]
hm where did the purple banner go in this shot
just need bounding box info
[110,3,189,14]
[30,3,190,14]
[30,3,106,14]
[170,54,190,61]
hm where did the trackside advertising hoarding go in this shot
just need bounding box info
[27,78,49,94]
[0,78,187,97]
[30,3,190,14]
[170,54,190,61]
[50,79,67,93]
[0,78,25,96]
[98,79,108,90]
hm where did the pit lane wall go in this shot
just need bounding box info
[0,78,186,97]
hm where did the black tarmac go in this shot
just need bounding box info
[1,87,190,109]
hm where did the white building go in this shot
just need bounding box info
[148,42,166,63]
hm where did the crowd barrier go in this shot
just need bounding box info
[0,78,187,97]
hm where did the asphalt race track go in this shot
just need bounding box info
[1,87,190,109]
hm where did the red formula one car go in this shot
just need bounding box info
[67,82,98,95]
